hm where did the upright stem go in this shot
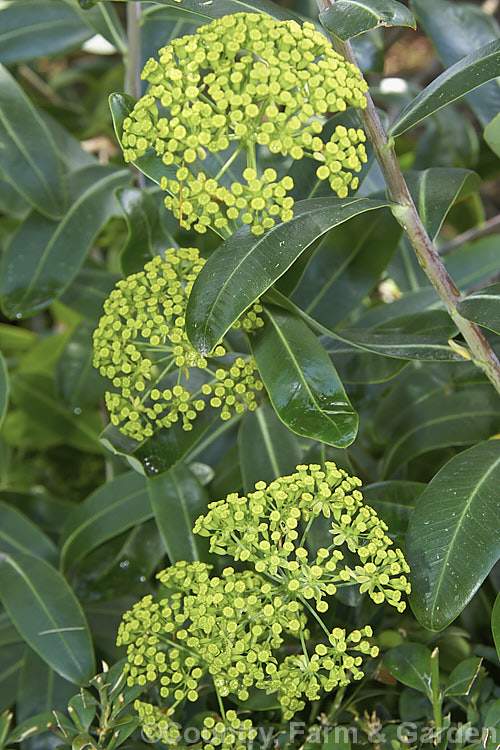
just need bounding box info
[314,0,500,396]
[430,647,443,737]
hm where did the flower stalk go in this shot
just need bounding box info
[315,4,500,396]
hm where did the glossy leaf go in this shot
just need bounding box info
[0,165,130,318]
[407,440,500,631]
[405,168,480,241]
[384,643,432,696]
[320,0,415,42]
[0,643,24,712]
[0,0,93,64]
[251,306,358,448]
[56,321,106,410]
[291,208,401,328]
[0,351,7,430]
[105,0,300,22]
[61,268,120,322]
[100,406,219,477]
[493,593,500,662]
[0,490,72,536]
[390,40,500,137]
[117,187,178,276]
[362,481,425,537]
[16,648,75,723]
[9,371,102,454]
[60,472,150,571]
[0,552,95,685]
[380,388,500,478]
[411,0,500,127]
[484,700,500,750]
[325,325,462,362]
[457,283,500,335]
[444,657,482,696]
[484,112,500,158]
[0,503,57,564]
[186,198,390,354]
[147,465,210,563]
[238,405,303,493]
[0,64,65,218]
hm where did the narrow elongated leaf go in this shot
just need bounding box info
[390,40,500,137]
[16,648,75,723]
[0,503,57,564]
[457,283,500,335]
[0,65,65,218]
[0,165,130,318]
[147,465,210,563]
[411,0,500,127]
[104,0,300,22]
[238,405,302,493]
[251,306,358,447]
[56,321,106,410]
[117,187,178,276]
[362,481,425,537]
[384,644,432,696]
[484,112,500,158]
[10,371,102,454]
[380,389,500,478]
[324,328,461,362]
[405,169,480,241]
[444,657,482,696]
[186,198,390,354]
[493,593,500,662]
[0,552,95,685]
[0,0,93,64]
[407,440,500,631]
[320,0,415,42]
[0,351,7,430]
[0,643,24,712]
[60,472,150,571]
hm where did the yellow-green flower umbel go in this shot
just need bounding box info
[120,12,368,236]
[93,248,263,441]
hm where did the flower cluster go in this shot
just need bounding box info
[117,560,377,724]
[120,12,368,235]
[93,248,263,440]
[194,462,411,612]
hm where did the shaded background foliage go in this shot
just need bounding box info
[0,0,499,747]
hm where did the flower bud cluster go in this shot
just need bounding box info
[93,249,263,440]
[120,12,368,235]
[194,462,411,612]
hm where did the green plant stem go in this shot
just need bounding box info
[314,2,500,396]
[430,647,443,736]
[126,2,146,190]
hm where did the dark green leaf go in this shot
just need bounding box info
[405,168,480,241]
[60,472,150,572]
[407,440,500,631]
[493,593,500,662]
[320,0,415,42]
[0,165,130,318]
[56,321,106,410]
[147,465,210,563]
[324,325,461,362]
[0,552,95,685]
[104,0,300,22]
[457,283,500,335]
[0,350,7,430]
[0,489,72,535]
[390,40,500,137]
[16,648,75,723]
[291,208,400,328]
[444,657,482,696]
[484,700,500,750]
[251,306,358,448]
[411,0,500,127]
[380,388,500,478]
[384,643,432,696]
[117,187,178,276]
[10,371,102,454]
[0,643,24,712]
[61,268,120,322]
[186,198,390,354]
[238,405,302,493]
[0,0,93,64]
[0,503,57,564]
[100,406,219,477]
[362,481,425,537]
[0,64,66,218]
[6,711,53,744]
